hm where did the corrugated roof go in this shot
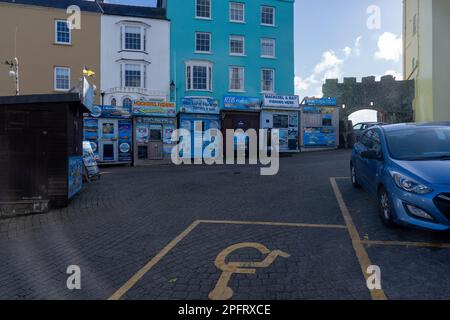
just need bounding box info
[100,3,167,20]
[0,0,102,12]
[0,0,168,19]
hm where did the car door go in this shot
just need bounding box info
[359,129,384,195]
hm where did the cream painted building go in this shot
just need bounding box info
[403,0,450,122]
[0,0,101,102]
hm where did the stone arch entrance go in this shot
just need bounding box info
[323,75,415,124]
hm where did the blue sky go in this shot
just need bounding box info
[104,0,403,121]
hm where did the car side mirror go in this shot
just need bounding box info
[361,150,382,160]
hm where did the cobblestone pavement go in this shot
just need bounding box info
[0,150,449,300]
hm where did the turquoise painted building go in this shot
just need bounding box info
[158,0,295,107]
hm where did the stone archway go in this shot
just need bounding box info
[323,75,415,124]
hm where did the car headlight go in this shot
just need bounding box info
[390,172,433,195]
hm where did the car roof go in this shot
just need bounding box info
[380,122,450,132]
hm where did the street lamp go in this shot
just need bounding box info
[5,58,19,95]
[170,80,176,102]
[101,91,105,107]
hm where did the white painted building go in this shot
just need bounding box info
[100,3,171,107]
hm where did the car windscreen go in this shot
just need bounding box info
[385,127,450,160]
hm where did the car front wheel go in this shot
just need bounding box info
[378,187,397,228]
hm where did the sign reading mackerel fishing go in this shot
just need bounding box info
[181,97,219,114]
[132,101,176,117]
[263,95,300,109]
[223,95,261,111]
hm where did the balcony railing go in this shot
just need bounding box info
[106,87,168,98]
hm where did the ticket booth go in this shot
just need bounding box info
[132,101,177,164]
[179,97,221,159]
[221,96,261,153]
[300,97,340,151]
[0,93,88,215]
[83,105,133,164]
[261,95,300,153]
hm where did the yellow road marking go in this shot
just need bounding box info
[361,240,450,249]
[108,219,347,300]
[108,220,201,300]
[209,242,290,300]
[330,177,387,300]
[198,219,347,229]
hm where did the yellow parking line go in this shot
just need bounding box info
[361,239,450,249]
[108,220,201,300]
[198,219,347,229]
[330,178,387,300]
[108,219,347,300]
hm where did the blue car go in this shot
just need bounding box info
[350,123,450,231]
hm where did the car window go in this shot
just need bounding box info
[361,129,383,158]
[353,123,363,130]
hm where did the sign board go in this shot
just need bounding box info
[82,141,100,179]
[263,95,300,109]
[88,105,131,119]
[68,156,83,199]
[82,77,95,112]
[181,97,220,114]
[303,97,337,106]
[132,101,177,117]
[223,96,261,111]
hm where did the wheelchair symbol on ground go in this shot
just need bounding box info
[208,242,290,300]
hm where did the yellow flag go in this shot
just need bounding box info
[83,68,95,77]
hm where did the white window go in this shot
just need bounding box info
[55,20,71,44]
[195,32,211,53]
[122,64,147,88]
[261,6,275,26]
[229,67,244,92]
[186,61,213,91]
[230,2,245,23]
[54,67,70,91]
[196,0,211,19]
[121,25,146,51]
[230,35,245,56]
[261,38,275,58]
[111,98,117,106]
[261,68,275,93]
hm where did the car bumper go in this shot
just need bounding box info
[386,181,450,231]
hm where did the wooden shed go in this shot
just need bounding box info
[0,94,89,216]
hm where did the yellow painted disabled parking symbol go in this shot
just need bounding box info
[209,242,290,300]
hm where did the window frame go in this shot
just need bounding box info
[261,68,275,93]
[186,60,213,92]
[122,63,147,89]
[120,25,147,52]
[54,67,71,91]
[55,20,71,45]
[229,35,245,56]
[261,38,276,58]
[195,0,212,20]
[195,32,212,54]
[229,2,245,23]
[229,66,245,92]
[260,6,276,26]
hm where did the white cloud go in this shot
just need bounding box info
[342,46,352,58]
[374,32,402,62]
[342,36,362,58]
[354,36,362,57]
[384,69,403,80]
[295,50,343,97]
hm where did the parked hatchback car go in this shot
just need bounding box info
[350,123,450,231]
